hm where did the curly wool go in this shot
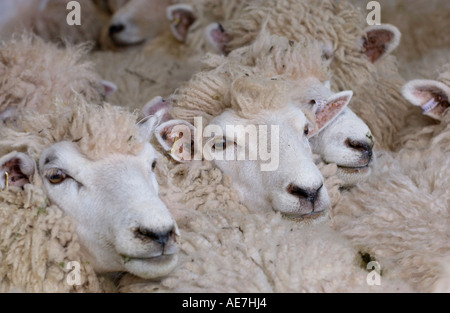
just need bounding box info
[223,0,418,150]
[170,34,329,126]
[0,183,103,292]
[331,150,450,292]
[0,99,143,161]
[0,35,105,124]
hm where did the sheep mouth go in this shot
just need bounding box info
[122,253,176,264]
[111,38,146,48]
[282,211,326,221]
[337,163,371,174]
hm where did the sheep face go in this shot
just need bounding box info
[310,108,375,187]
[37,141,178,278]
[101,0,171,49]
[207,106,330,217]
[0,110,179,279]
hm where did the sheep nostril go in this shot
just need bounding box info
[109,23,125,35]
[135,227,174,247]
[346,138,373,159]
[287,183,323,204]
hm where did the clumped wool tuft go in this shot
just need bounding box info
[0,183,103,292]
[331,151,450,292]
[0,35,106,124]
[1,99,143,161]
[170,34,329,127]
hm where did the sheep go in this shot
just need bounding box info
[217,0,421,151]
[91,0,246,112]
[149,36,362,218]
[100,0,173,50]
[0,0,109,46]
[210,31,376,187]
[116,157,412,293]
[0,99,180,292]
[0,35,117,125]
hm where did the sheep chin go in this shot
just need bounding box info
[336,164,372,187]
[123,254,178,279]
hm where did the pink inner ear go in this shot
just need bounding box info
[316,97,348,130]
[416,88,450,120]
[362,29,394,63]
[208,24,232,54]
[101,80,117,96]
[143,97,169,117]
[2,159,30,187]
[171,9,196,42]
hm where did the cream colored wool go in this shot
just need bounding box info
[0,184,103,292]
[170,34,329,129]
[117,155,411,293]
[0,35,106,124]
[331,150,450,292]
[0,0,109,46]
[0,100,143,161]
[223,0,418,150]
[87,47,201,113]
[330,64,450,293]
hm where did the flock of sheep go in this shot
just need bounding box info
[0,0,449,293]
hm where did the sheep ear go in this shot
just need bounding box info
[206,23,232,55]
[141,96,172,123]
[100,80,118,97]
[402,79,450,121]
[0,152,35,189]
[167,4,196,42]
[361,24,401,63]
[155,120,195,162]
[315,90,353,133]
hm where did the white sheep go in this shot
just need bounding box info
[216,0,423,151]
[0,99,180,292]
[214,31,376,187]
[0,35,116,125]
[99,0,173,50]
[0,0,109,45]
[91,0,245,111]
[150,37,357,218]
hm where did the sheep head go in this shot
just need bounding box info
[150,77,351,218]
[0,101,179,279]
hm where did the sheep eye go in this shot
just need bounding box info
[304,125,309,136]
[212,138,227,151]
[47,169,67,185]
[212,137,227,150]
[151,160,157,171]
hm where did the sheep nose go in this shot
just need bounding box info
[346,138,373,160]
[287,183,323,205]
[134,226,174,247]
[109,23,125,35]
